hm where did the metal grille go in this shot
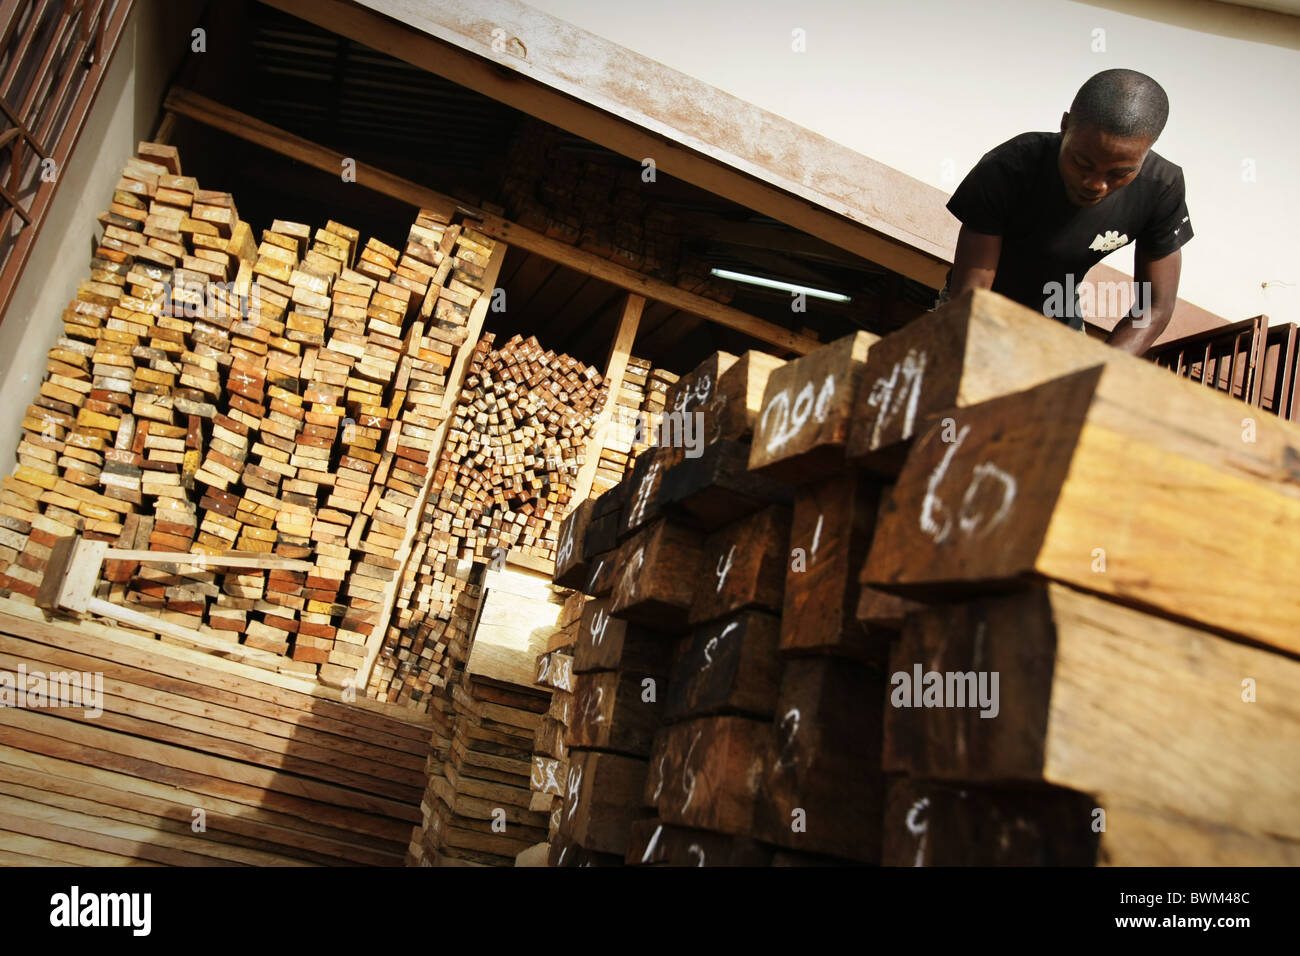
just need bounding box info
[1149,315,1300,421]
[0,0,132,325]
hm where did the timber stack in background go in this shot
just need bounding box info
[527,289,1300,866]
[0,142,496,695]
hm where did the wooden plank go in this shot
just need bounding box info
[688,502,789,626]
[657,438,792,532]
[756,657,883,861]
[881,778,1097,867]
[569,669,665,757]
[665,610,782,722]
[748,330,876,481]
[568,293,644,509]
[863,362,1300,654]
[0,708,420,838]
[0,635,425,771]
[573,597,673,675]
[557,749,647,855]
[844,288,1128,473]
[0,606,433,738]
[609,518,705,629]
[0,745,402,865]
[884,583,1300,841]
[646,716,767,838]
[781,473,882,661]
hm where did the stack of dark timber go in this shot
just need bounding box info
[367,334,606,706]
[853,291,1300,865]
[498,119,732,301]
[536,289,1300,865]
[406,567,561,866]
[407,671,551,866]
[543,346,819,865]
[0,142,500,699]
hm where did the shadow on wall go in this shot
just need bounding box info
[1084,0,1300,51]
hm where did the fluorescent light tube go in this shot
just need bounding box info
[710,268,851,303]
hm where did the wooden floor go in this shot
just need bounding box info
[0,599,433,866]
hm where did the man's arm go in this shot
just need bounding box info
[949,225,1002,297]
[1106,246,1181,356]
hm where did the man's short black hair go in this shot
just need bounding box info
[1069,69,1169,141]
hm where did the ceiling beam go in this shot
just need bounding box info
[260,0,952,287]
[259,0,1229,342]
[163,86,820,355]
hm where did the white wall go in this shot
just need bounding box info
[526,0,1300,327]
[0,0,203,462]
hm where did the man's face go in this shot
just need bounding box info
[1058,113,1152,207]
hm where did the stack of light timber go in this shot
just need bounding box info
[367,333,605,706]
[537,289,1300,865]
[0,143,498,698]
[0,603,431,866]
[591,355,651,496]
[636,366,676,457]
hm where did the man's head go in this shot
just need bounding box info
[1058,69,1169,207]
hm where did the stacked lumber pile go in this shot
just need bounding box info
[367,334,605,705]
[0,142,498,695]
[537,289,1300,865]
[587,358,680,498]
[546,347,824,865]
[849,291,1300,865]
[404,568,559,865]
[513,585,583,864]
[0,602,431,866]
[413,672,551,866]
[498,118,733,301]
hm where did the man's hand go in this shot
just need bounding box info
[1106,246,1181,356]
[950,225,1001,297]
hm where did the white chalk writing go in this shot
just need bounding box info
[866,350,927,450]
[715,545,735,593]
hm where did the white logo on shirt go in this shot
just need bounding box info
[1089,230,1129,252]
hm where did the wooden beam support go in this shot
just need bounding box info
[162,87,817,355]
[469,215,821,355]
[567,293,644,511]
[356,236,510,691]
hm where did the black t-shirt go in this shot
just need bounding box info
[945,131,1193,329]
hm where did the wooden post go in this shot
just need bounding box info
[567,293,644,511]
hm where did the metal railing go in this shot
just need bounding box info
[0,0,132,326]
[1148,315,1299,422]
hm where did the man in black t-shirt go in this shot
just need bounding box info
[940,69,1192,354]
